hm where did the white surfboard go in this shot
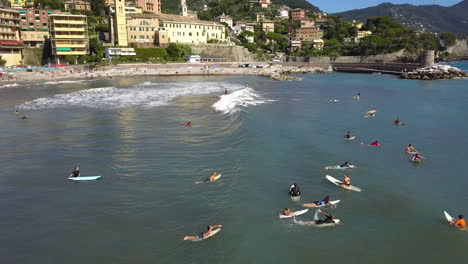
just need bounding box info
[345,136,356,141]
[279,209,309,219]
[293,218,341,227]
[326,175,361,192]
[444,211,455,224]
[303,200,340,208]
[68,176,101,181]
[192,228,222,242]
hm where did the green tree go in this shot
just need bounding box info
[166,43,192,58]
[90,0,106,16]
[440,32,457,47]
[89,38,105,60]
[65,55,76,65]
[0,56,6,66]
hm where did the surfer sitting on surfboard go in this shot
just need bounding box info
[68,166,80,179]
[453,215,467,228]
[405,144,418,154]
[340,175,351,187]
[184,225,222,241]
[315,209,336,225]
[344,131,352,139]
[289,183,301,197]
[303,196,337,208]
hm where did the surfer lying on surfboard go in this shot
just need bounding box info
[303,196,337,208]
[68,166,80,179]
[412,153,426,162]
[195,172,221,184]
[324,161,356,170]
[184,225,222,241]
[179,121,192,126]
[282,208,291,216]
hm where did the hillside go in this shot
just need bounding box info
[161,0,319,13]
[334,0,468,37]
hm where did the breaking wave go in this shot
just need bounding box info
[212,88,275,115]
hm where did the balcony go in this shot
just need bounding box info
[56,50,87,55]
[55,43,86,48]
[53,27,85,32]
[53,34,86,39]
[52,20,85,25]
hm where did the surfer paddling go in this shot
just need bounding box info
[184,225,222,241]
[451,215,467,228]
[282,208,291,216]
[344,131,352,139]
[195,172,220,184]
[303,196,337,208]
[180,121,192,126]
[68,166,80,179]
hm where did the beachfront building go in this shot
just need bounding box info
[290,40,301,52]
[105,47,136,61]
[291,8,305,21]
[9,0,34,8]
[19,9,55,47]
[126,13,159,47]
[63,0,91,11]
[49,13,88,58]
[214,13,233,28]
[155,13,227,45]
[135,0,161,14]
[0,8,23,67]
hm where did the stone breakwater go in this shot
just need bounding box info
[260,66,333,81]
[401,65,468,80]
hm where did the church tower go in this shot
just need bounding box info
[180,0,188,17]
[114,0,128,46]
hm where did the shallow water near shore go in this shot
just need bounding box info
[1,62,468,263]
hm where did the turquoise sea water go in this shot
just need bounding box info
[0,62,467,263]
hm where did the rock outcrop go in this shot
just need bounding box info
[401,64,468,80]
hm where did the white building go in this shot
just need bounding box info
[214,13,233,28]
[105,47,136,61]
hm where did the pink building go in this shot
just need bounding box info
[291,8,305,21]
[135,0,161,14]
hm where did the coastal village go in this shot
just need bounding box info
[0,0,371,66]
[0,0,466,83]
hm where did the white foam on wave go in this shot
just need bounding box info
[18,82,246,110]
[212,88,274,115]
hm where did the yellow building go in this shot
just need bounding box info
[357,30,372,39]
[9,0,34,8]
[113,0,128,46]
[126,13,159,47]
[156,13,227,44]
[49,13,88,56]
[261,21,275,33]
[0,8,23,66]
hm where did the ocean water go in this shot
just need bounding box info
[0,62,467,263]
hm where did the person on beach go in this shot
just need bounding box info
[195,172,219,184]
[314,209,336,224]
[452,215,467,228]
[405,144,418,154]
[303,196,336,208]
[340,175,351,187]
[282,208,291,216]
[68,166,80,179]
[184,225,222,240]
[370,140,380,147]
[289,183,301,197]
[344,131,352,139]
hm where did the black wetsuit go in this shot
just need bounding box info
[290,187,301,197]
[71,170,80,178]
[315,215,335,225]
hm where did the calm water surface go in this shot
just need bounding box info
[0,62,467,263]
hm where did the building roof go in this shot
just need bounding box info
[128,13,158,19]
[156,13,224,26]
[49,13,87,17]
[215,13,231,19]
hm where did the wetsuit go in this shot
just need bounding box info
[290,187,301,197]
[340,163,350,168]
[315,215,335,225]
[71,170,80,178]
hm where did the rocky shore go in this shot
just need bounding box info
[401,64,468,80]
[260,66,333,81]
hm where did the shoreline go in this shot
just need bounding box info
[0,63,331,87]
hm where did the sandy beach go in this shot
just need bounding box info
[0,63,330,87]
